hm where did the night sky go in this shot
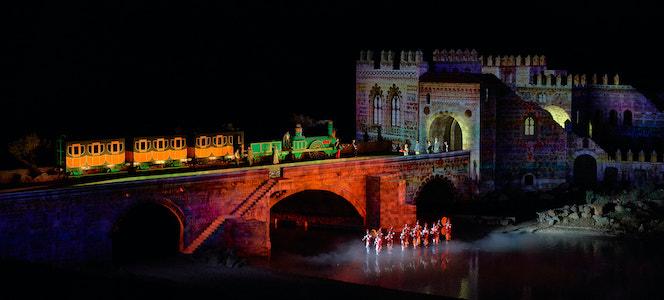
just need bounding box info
[3,1,662,166]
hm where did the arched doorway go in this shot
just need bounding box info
[429,115,463,151]
[574,155,597,187]
[270,190,363,256]
[112,202,183,264]
[415,176,457,223]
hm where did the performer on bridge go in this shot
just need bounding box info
[335,138,342,159]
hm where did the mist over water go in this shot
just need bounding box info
[267,227,664,299]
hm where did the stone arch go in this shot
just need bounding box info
[413,175,458,223]
[425,112,470,151]
[111,199,185,263]
[543,105,571,128]
[270,185,365,220]
[270,189,365,229]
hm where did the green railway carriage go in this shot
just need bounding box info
[249,121,339,163]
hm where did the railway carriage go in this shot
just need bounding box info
[190,131,244,163]
[127,135,188,169]
[65,139,126,176]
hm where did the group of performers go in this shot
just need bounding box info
[362,217,452,252]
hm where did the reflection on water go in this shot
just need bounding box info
[268,227,664,299]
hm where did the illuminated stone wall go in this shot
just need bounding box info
[355,50,427,144]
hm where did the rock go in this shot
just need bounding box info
[547,210,556,217]
[569,212,580,220]
[639,224,645,233]
[581,212,591,219]
[570,205,578,213]
[615,204,624,213]
[583,205,592,214]
[594,216,610,226]
[563,205,570,210]
[500,219,509,226]
[592,203,604,216]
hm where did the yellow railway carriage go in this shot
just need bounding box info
[190,133,236,162]
[128,136,188,169]
[65,139,126,175]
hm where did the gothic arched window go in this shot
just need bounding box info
[391,96,400,126]
[525,117,535,136]
[373,95,382,125]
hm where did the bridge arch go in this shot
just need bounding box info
[271,182,365,220]
[111,199,185,263]
[270,189,364,228]
[414,175,458,223]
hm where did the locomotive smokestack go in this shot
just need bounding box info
[295,124,303,137]
[327,120,334,137]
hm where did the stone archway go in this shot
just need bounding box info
[111,201,184,264]
[429,115,463,151]
[269,190,363,256]
[574,154,597,187]
[414,175,458,223]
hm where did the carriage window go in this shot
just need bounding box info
[229,136,233,144]
[237,135,242,144]
[216,135,223,145]
[112,143,118,153]
[93,144,99,154]
[119,143,123,152]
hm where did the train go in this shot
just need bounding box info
[60,121,338,176]
[249,121,338,163]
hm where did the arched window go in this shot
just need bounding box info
[391,96,400,126]
[609,110,618,126]
[623,110,632,126]
[373,95,382,125]
[426,93,431,104]
[525,117,535,136]
[524,174,534,186]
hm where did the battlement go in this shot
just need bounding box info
[481,55,547,67]
[357,49,424,71]
[528,72,573,88]
[432,49,479,62]
[570,73,623,87]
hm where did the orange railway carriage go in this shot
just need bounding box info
[189,133,236,162]
[65,139,126,175]
[127,136,188,169]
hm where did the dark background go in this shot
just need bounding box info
[2,0,662,168]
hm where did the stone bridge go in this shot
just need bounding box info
[0,151,471,263]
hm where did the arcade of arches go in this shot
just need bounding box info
[429,115,463,151]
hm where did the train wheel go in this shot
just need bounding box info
[308,140,326,160]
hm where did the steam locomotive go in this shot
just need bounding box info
[60,121,338,176]
[248,121,338,163]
